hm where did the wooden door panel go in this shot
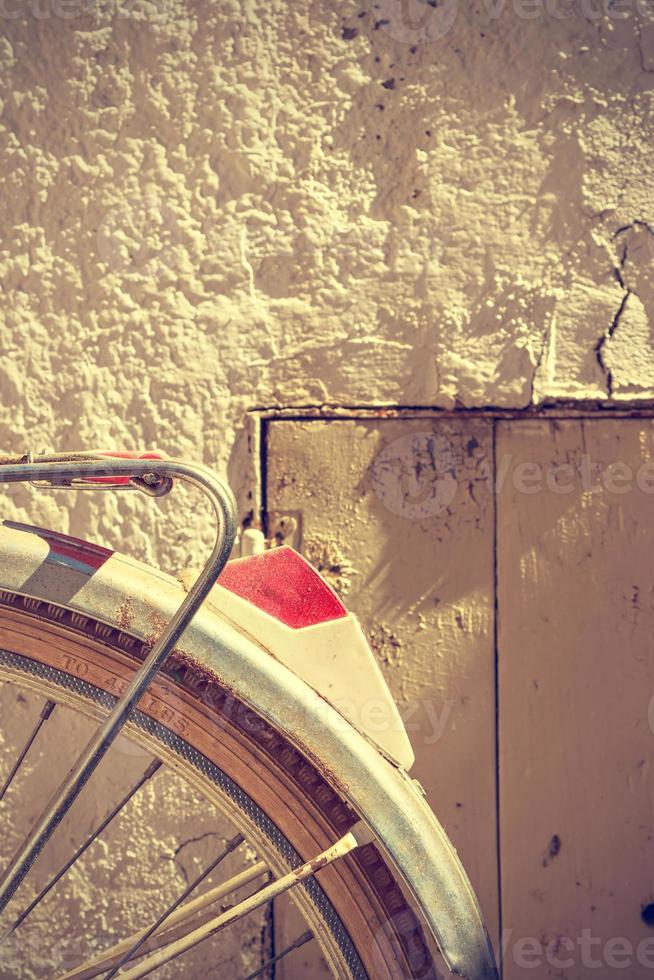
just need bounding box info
[497,419,654,978]
[265,417,499,975]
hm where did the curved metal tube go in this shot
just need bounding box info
[0,517,498,978]
[0,456,237,913]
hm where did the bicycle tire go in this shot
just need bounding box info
[0,520,498,980]
[0,595,437,979]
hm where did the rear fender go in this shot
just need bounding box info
[0,521,498,980]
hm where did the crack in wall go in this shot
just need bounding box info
[593,221,654,398]
[613,245,627,289]
[529,320,553,406]
[167,830,221,885]
[613,220,654,241]
[638,31,654,73]
[173,831,220,858]
[595,291,631,398]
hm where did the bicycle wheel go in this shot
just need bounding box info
[0,521,497,979]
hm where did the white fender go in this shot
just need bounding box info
[207,546,414,769]
[0,520,498,980]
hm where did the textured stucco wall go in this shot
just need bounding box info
[1,2,653,502]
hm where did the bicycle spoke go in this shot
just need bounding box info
[112,825,366,980]
[0,699,56,805]
[102,831,245,980]
[0,759,162,944]
[60,861,269,980]
[0,457,237,918]
[242,930,313,980]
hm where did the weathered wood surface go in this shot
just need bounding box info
[498,418,654,978]
[266,417,499,975]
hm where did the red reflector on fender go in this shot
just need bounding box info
[217,546,348,629]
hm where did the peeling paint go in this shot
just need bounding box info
[302,534,356,598]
